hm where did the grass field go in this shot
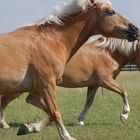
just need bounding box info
[0,71,140,140]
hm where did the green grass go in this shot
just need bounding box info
[0,71,140,140]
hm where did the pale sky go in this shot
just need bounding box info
[0,0,139,33]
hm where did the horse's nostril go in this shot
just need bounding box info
[132,25,139,31]
[128,23,139,31]
[135,26,139,31]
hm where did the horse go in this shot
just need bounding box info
[23,36,140,127]
[2,36,140,132]
[0,0,139,139]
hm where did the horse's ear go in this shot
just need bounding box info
[90,0,95,4]
[90,0,97,7]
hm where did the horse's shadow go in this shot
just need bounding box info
[0,121,120,129]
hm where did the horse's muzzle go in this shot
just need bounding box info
[126,23,140,42]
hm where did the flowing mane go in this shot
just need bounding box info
[96,37,140,56]
[36,0,111,26]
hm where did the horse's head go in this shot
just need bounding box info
[88,0,140,42]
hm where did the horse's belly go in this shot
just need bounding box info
[59,75,96,88]
[0,68,32,94]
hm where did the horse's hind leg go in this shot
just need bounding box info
[102,78,130,123]
[0,93,21,128]
[78,86,98,125]
[19,93,52,133]
[26,93,47,112]
[18,78,76,140]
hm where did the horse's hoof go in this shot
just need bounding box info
[63,136,77,140]
[0,122,10,129]
[78,121,84,126]
[3,124,10,129]
[17,124,30,136]
[120,113,128,124]
[69,136,77,140]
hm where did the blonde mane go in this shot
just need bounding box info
[36,0,111,26]
[97,37,140,56]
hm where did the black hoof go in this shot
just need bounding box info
[17,124,29,136]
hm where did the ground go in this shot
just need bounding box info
[0,71,140,140]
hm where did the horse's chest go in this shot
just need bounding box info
[33,55,65,82]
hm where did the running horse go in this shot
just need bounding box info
[7,37,140,132]
[0,0,139,139]
[23,37,140,128]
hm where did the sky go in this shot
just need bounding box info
[0,0,140,33]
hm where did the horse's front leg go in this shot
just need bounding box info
[40,80,76,140]
[0,93,21,128]
[17,77,76,140]
[78,86,98,125]
[102,78,130,123]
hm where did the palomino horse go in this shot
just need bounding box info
[2,37,140,132]
[24,37,140,128]
[0,0,140,139]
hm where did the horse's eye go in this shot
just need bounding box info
[107,10,116,16]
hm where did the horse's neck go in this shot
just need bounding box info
[48,14,96,62]
[64,21,93,61]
